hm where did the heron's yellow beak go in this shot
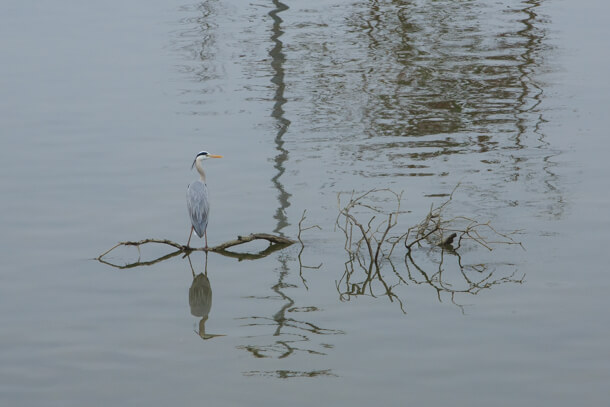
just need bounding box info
[209,154,223,158]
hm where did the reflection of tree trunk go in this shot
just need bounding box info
[349,0,559,203]
[237,2,343,371]
[270,0,291,236]
[268,0,295,357]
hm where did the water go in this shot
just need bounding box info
[1,0,609,405]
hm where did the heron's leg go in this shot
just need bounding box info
[187,226,194,247]
[204,251,208,276]
[204,230,208,249]
[186,253,195,278]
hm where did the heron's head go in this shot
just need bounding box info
[191,151,223,169]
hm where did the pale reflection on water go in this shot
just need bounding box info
[280,0,562,217]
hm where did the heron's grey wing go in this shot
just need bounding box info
[187,181,209,237]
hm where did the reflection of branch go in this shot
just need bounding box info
[240,315,342,336]
[405,248,525,313]
[336,256,407,314]
[96,233,296,268]
[243,369,337,378]
[237,313,344,360]
[297,210,322,288]
[212,243,290,261]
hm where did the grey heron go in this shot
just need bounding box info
[187,151,223,248]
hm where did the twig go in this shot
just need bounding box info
[209,233,295,251]
[97,249,184,269]
[97,238,184,259]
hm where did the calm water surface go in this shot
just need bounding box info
[1,0,609,406]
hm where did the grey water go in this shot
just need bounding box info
[1,0,609,405]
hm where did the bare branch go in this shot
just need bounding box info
[209,233,295,251]
[336,186,524,313]
[96,233,296,266]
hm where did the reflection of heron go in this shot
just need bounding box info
[187,151,222,248]
[190,273,212,335]
[187,254,224,340]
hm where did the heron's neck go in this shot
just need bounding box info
[195,160,207,183]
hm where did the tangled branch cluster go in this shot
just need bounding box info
[335,187,525,313]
